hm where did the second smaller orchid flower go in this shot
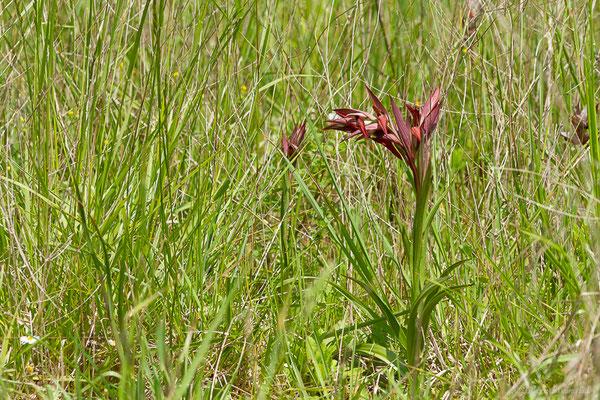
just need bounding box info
[281,122,307,165]
[279,122,307,282]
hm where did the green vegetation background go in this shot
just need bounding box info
[1,0,599,398]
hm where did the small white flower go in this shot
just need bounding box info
[108,339,116,347]
[20,335,39,345]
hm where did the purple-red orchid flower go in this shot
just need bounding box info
[281,121,306,165]
[325,86,441,192]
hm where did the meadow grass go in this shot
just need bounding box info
[1,0,600,398]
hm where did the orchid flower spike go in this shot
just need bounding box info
[281,121,307,165]
[325,86,442,192]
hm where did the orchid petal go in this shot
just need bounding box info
[420,86,441,126]
[390,97,413,154]
[405,104,420,127]
[342,130,365,142]
[421,102,441,140]
[281,132,289,155]
[366,86,387,116]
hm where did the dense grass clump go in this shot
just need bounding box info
[1,1,600,398]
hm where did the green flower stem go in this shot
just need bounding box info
[408,165,434,384]
[280,171,290,300]
[410,167,433,304]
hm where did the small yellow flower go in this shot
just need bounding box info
[108,339,116,347]
[20,118,25,123]
[104,139,108,146]
[132,68,136,73]
[6,166,10,172]
[25,363,34,373]
[462,48,468,54]
[173,71,179,78]
[241,85,248,94]
[120,62,124,69]
[415,100,421,106]
[68,110,74,116]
